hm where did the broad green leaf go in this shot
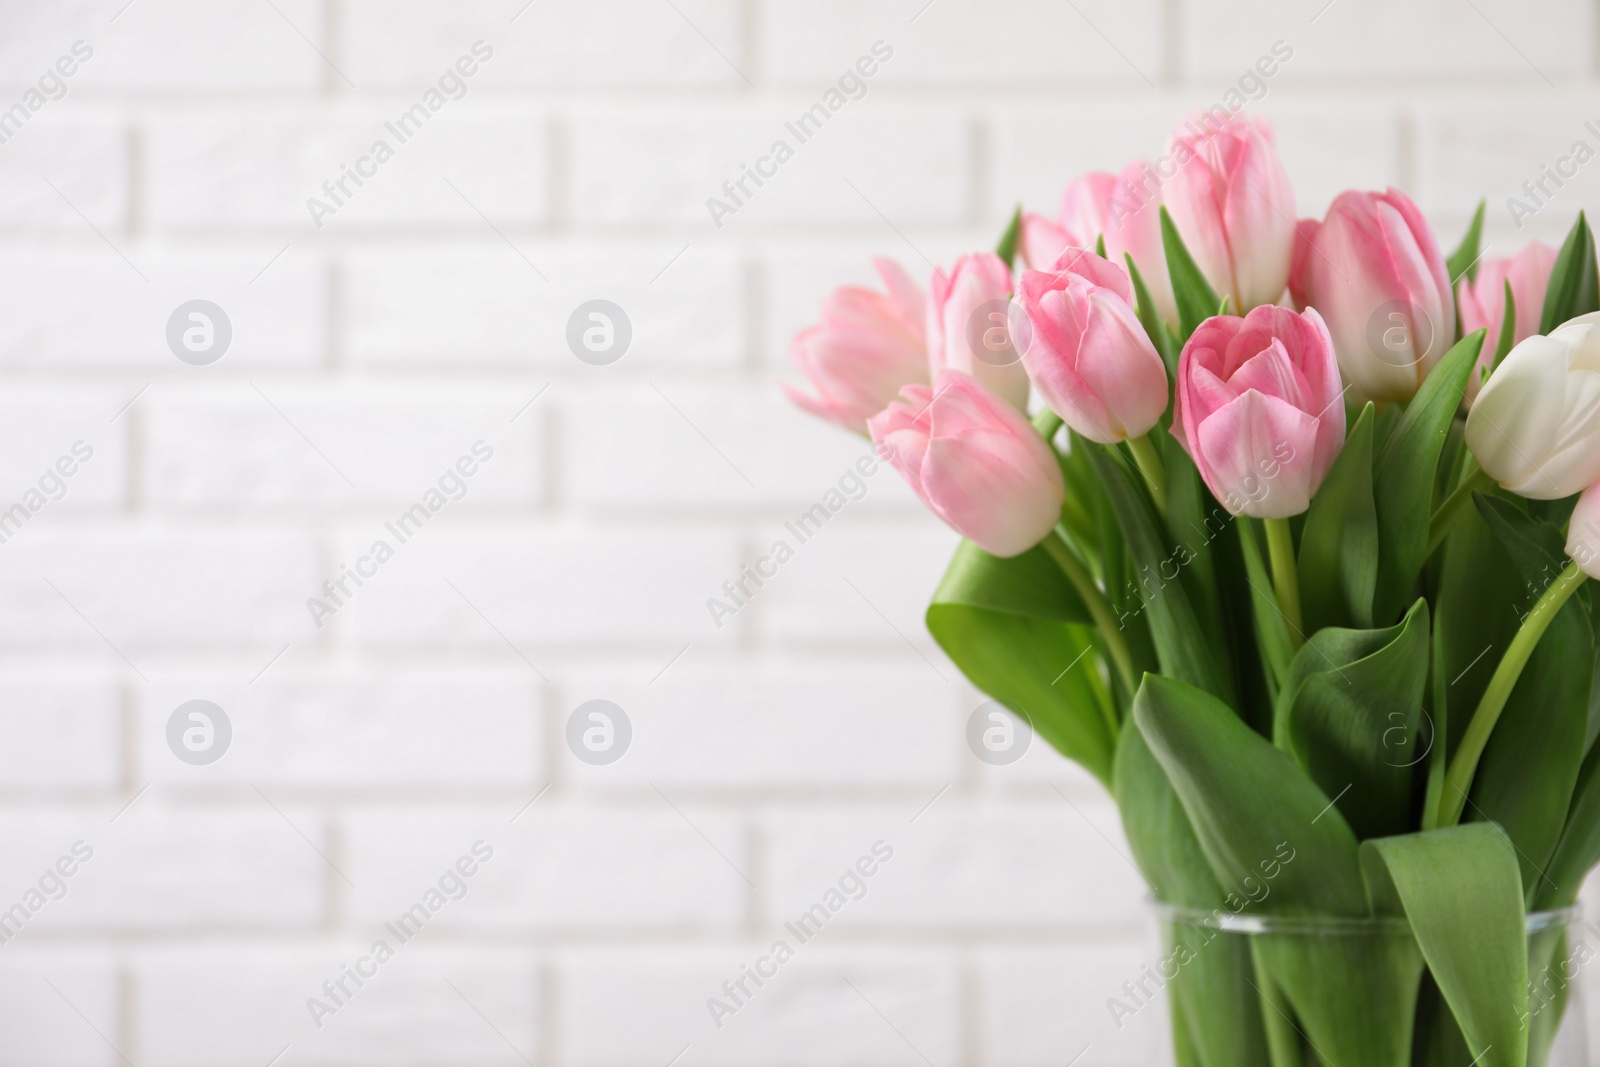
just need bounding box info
[1125,252,1177,372]
[1160,206,1223,341]
[1162,432,1225,655]
[1470,497,1594,899]
[994,204,1022,269]
[1371,330,1485,624]
[1361,825,1529,1067]
[1446,200,1486,284]
[1539,210,1599,334]
[1115,720,1276,1067]
[1087,446,1232,702]
[1136,675,1423,1066]
[1275,599,1431,840]
[1298,403,1379,632]
[1134,674,1367,914]
[1538,739,1600,909]
[927,542,1115,783]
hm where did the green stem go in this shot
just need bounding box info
[1263,517,1303,650]
[1125,433,1168,518]
[1041,527,1137,700]
[1426,463,1496,558]
[1433,560,1587,829]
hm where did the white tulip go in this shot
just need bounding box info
[1569,480,1600,579]
[1466,311,1600,500]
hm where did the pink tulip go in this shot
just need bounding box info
[1014,248,1170,444]
[868,370,1064,557]
[785,258,929,433]
[1043,166,1177,326]
[1568,480,1600,580]
[1172,305,1346,518]
[1019,212,1073,272]
[927,252,1030,411]
[1164,114,1296,313]
[1458,241,1557,401]
[1291,188,1454,403]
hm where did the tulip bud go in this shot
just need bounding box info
[1465,312,1600,500]
[927,252,1030,411]
[784,258,928,433]
[1172,305,1346,518]
[1567,480,1600,580]
[1291,187,1455,403]
[868,370,1065,557]
[1458,241,1557,402]
[1013,248,1169,444]
[1164,114,1296,314]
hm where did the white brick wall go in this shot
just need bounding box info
[1,0,1598,1063]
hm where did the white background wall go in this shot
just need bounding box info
[0,1,1596,1064]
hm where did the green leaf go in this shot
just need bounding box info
[1136,675,1424,1067]
[1125,252,1177,373]
[1537,738,1600,908]
[1134,674,1367,914]
[1469,497,1594,899]
[1493,279,1518,370]
[1274,599,1431,840]
[927,542,1116,783]
[994,204,1023,270]
[1361,824,1529,1067]
[1237,518,1295,703]
[1446,200,1486,284]
[1298,403,1379,632]
[1371,329,1485,624]
[1539,210,1599,334]
[1161,206,1223,341]
[1087,446,1232,702]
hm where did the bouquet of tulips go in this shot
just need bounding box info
[788,112,1600,1067]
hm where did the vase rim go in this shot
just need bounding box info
[1150,900,1581,937]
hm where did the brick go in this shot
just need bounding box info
[0,389,126,508]
[343,807,746,931]
[1184,0,1591,81]
[335,526,741,648]
[340,0,746,86]
[0,527,319,652]
[751,518,959,649]
[979,945,1159,1067]
[561,663,959,792]
[763,0,1163,85]
[1417,100,1600,245]
[137,945,538,1067]
[146,112,549,231]
[0,252,324,368]
[763,803,1146,932]
[0,949,118,1067]
[143,384,544,509]
[0,0,323,90]
[0,119,124,230]
[138,668,540,792]
[571,110,969,227]
[565,384,924,508]
[343,246,744,368]
[0,807,324,932]
[0,674,120,791]
[563,947,960,1066]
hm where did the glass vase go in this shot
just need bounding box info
[1146,903,1590,1066]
